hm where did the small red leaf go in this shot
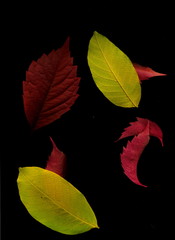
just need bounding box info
[46,137,66,177]
[121,123,150,187]
[133,63,166,81]
[23,38,80,130]
[117,117,163,146]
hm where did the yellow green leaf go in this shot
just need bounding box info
[17,167,99,235]
[88,31,141,108]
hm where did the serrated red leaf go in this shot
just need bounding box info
[133,63,166,81]
[117,117,163,146]
[121,123,150,187]
[23,38,80,130]
[46,137,66,177]
[117,118,164,187]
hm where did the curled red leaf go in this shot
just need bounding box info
[46,137,66,177]
[23,38,80,130]
[121,123,150,187]
[117,118,164,187]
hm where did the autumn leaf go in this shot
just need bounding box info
[46,137,66,177]
[117,117,163,146]
[17,167,99,235]
[23,38,80,130]
[87,31,141,108]
[117,118,164,187]
[133,63,166,81]
[121,123,150,187]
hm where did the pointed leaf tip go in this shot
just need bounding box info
[23,37,80,130]
[120,124,150,187]
[117,118,164,187]
[46,137,66,177]
[133,63,166,81]
[118,117,163,146]
[88,31,141,108]
[17,167,99,235]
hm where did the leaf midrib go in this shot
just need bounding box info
[94,33,136,107]
[21,170,97,229]
[32,53,63,129]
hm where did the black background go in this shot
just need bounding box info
[3,2,175,239]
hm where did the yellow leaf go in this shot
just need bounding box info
[17,167,99,235]
[88,31,141,108]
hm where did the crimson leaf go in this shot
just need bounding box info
[23,38,80,130]
[117,118,164,187]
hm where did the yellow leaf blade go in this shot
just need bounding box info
[17,167,99,235]
[88,31,141,108]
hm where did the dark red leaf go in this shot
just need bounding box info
[23,38,80,130]
[46,137,66,177]
[133,63,166,81]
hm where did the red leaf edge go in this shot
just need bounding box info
[46,137,66,177]
[23,37,80,130]
[133,63,166,81]
[116,117,163,146]
[120,123,150,187]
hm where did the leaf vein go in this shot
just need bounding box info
[94,33,136,107]
[21,171,96,228]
